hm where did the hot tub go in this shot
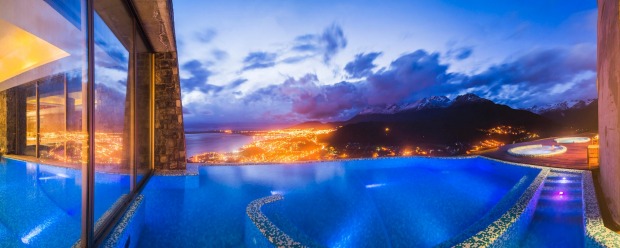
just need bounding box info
[554,137,591,144]
[507,144,567,157]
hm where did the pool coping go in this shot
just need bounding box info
[582,172,620,247]
[100,195,145,248]
[452,166,548,247]
[438,167,549,247]
[246,194,305,247]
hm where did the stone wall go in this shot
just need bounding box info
[0,88,17,155]
[0,90,8,155]
[154,52,186,170]
[597,0,620,227]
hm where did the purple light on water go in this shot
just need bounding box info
[559,191,564,195]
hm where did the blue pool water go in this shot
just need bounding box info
[0,157,589,247]
[0,158,128,247]
[137,157,541,247]
[520,171,585,247]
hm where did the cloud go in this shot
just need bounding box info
[451,47,473,60]
[281,55,313,64]
[195,28,217,43]
[292,24,347,63]
[365,50,453,105]
[242,52,278,71]
[227,78,248,89]
[211,49,229,61]
[241,50,451,120]
[344,52,382,78]
[180,60,215,92]
[243,74,364,120]
[459,43,596,106]
[182,43,596,123]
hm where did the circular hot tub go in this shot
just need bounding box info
[507,144,567,157]
[554,137,591,144]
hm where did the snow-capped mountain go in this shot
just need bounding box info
[451,93,494,106]
[359,96,451,115]
[358,94,498,115]
[526,99,596,114]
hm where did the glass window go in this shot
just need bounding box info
[135,35,151,184]
[66,71,85,164]
[93,0,133,225]
[39,75,66,161]
[24,84,37,156]
[2,0,155,244]
[1,0,86,246]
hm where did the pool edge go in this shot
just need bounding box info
[582,172,620,247]
[455,167,549,247]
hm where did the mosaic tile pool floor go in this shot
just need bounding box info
[137,157,541,247]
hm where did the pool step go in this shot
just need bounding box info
[519,171,585,246]
[543,181,581,188]
[541,187,581,194]
[546,175,581,181]
[537,197,582,205]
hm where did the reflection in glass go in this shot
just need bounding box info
[2,0,87,245]
[66,72,85,163]
[93,0,133,224]
[39,75,66,161]
[136,35,151,183]
[25,84,37,156]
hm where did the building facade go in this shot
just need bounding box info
[598,0,620,228]
[0,0,186,246]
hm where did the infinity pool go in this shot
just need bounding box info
[137,158,541,247]
[1,157,590,247]
[0,158,128,247]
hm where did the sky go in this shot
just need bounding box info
[172,0,597,129]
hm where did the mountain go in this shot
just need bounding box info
[289,121,338,129]
[450,93,494,106]
[534,99,598,132]
[359,96,451,115]
[327,93,562,154]
[527,99,596,114]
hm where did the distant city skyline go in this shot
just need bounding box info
[173,0,597,128]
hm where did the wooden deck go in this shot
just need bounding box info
[482,136,597,170]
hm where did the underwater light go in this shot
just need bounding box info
[270,190,285,195]
[365,183,385,189]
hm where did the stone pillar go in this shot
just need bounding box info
[154,51,186,170]
[598,0,620,227]
[0,88,17,155]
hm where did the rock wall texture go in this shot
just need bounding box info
[598,0,620,227]
[154,52,186,170]
[0,88,17,155]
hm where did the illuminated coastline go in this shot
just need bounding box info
[189,125,541,164]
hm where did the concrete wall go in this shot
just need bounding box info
[598,0,620,227]
[154,52,186,170]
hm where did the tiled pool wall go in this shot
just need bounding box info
[582,172,620,247]
[99,175,201,247]
[100,195,145,248]
[449,167,548,247]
